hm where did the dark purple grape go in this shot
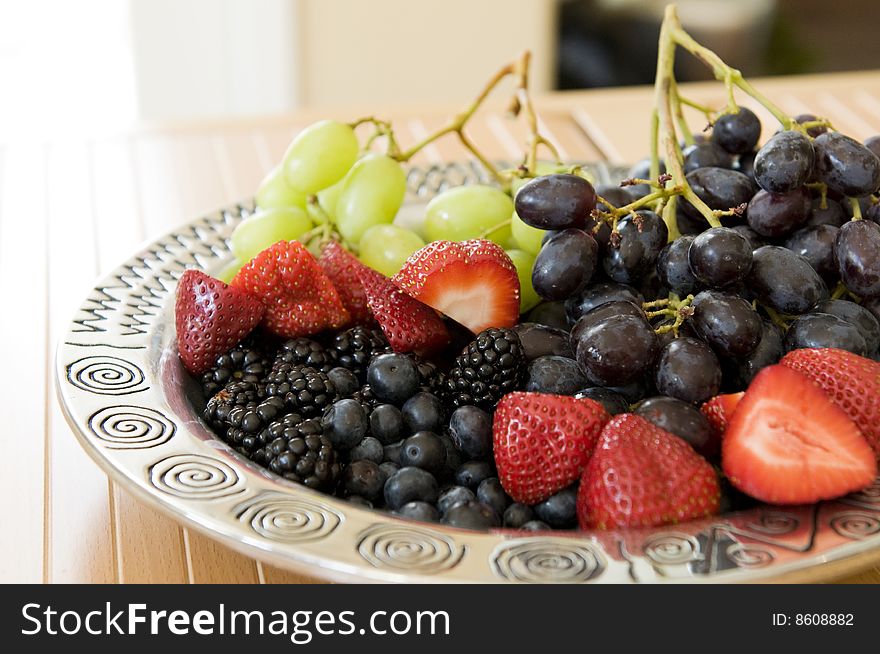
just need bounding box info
[687,227,752,288]
[746,187,811,238]
[524,356,587,395]
[729,320,783,387]
[746,245,828,314]
[754,130,814,194]
[813,132,880,197]
[845,196,875,219]
[574,387,629,415]
[564,281,644,324]
[657,236,700,296]
[634,396,718,459]
[676,202,708,235]
[862,297,880,325]
[638,268,668,302]
[690,290,763,357]
[526,302,569,331]
[784,313,868,356]
[604,377,652,403]
[683,142,733,173]
[625,158,666,196]
[514,174,597,230]
[532,228,598,301]
[602,210,668,285]
[804,197,846,228]
[684,167,756,218]
[512,323,573,360]
[590,184,635,249]
[731,224,768,250]
[569,300,646,350]
[867,203,880,224]
[794,113,827,138]
[712,107,761,154]
[734,151,757,180]
[654,337,721,404]
[814,299,880,353]
[784,224,839,280]
[575,314,660,386]
[836,219,880,298]
[865,135,880,160]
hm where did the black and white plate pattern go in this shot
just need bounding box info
[56,162,880,583]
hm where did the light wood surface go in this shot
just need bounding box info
[5,71,880,584]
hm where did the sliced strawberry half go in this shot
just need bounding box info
[578,413,721,530]
[722,364,876,505]
[700,392,744,437]
[392,239,520,334]
[356,265,449,356]
[175,269,265,375]
[781,347,880,460]
[318,241,372,326]
[493,392,610,505]
[231,240,349,338]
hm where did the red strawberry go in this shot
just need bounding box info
[722,364,876,504]
[781,347,880,460]
[318,242,372,325]
[392,239,519,334]
[700,392,744,436]
[578,414,720,530]
[356,265,449,356]
[231,240,349,338]
[493,392,610,505]
[175,269,265,375]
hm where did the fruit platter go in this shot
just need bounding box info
[56,5,880,583]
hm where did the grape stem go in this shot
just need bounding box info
[849,197,863,219]
[645,293,695,337]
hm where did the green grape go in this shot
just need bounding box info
[335,153,407,244]
[282,120,359,194]
[216,259,243,284]
[425,185,513,244]
[358,224,425,276]
[505,249,541,313]
[309,176,346,224]
[510,210,545,255]
[255,165,308,210]
[230,207,313,263]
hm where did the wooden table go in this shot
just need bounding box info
[4,71,880,584]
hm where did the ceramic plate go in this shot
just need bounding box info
[56,162,880,583]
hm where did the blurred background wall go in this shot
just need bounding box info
[0,0,877,134]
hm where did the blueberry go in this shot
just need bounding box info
[367,354,420,405]
[477,477,510,517]
[401,392,444,433]
[342,460,383,501]
[399,431,447,474]
[448,405,492,459]
[383,467,439,509]
[369,404,405,445]
[442,500,500,530]
[346,495,373,508]
[349,436,384,464]
[378,461,399,484]
[438,485,476,515]
[524,355,588,395]
[502,503,534,528]
[396,501,440,522]
[521,520,551,531]
[321,399,368,450]
[326,367,359,397]
[454,460,495,490]
[437,433,462,481]
[383,439,404,464]
[534,487,578,528]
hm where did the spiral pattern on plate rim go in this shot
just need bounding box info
[357,524,464,574]
[149,454,245,500]
[746,511,799,535]
[491,538,605,583]
[830,512,880,540]
[235,492,342,543]
[88,405,175,449]
[726,544,774,568]
[643,533,701,565]
[67,355,147,395]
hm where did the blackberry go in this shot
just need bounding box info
[327,327,391,380]
[251,411,305,465]
[223,396,286,456]
[204,380,266,430]
[264,418,341,490]
[445,328,526,408]
[273,338,334,372]
[351,384,381,413]
[200,341,270,398]
[265,364,337,417]
[413,356,448,395]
